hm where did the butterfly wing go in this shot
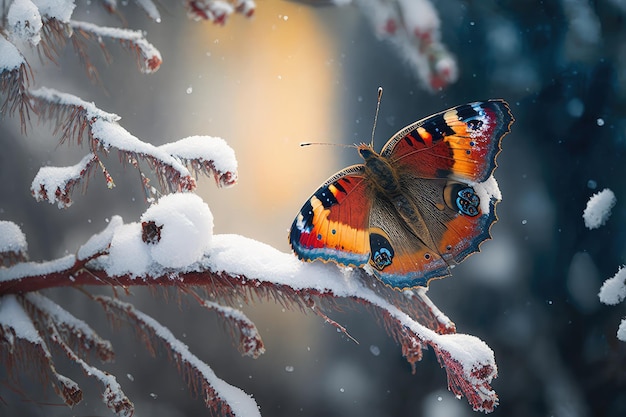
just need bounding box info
[369,100,512,288]
[380,100,513,182]
[367,192,451,288]
[289,165,372,268]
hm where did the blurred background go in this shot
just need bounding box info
[1,1,626,416]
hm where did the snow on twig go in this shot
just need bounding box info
[0,295,83,406]
[0,225,498,412]
[0,36,33,130]
[15,292,131,416]
[356,0,457,90]
[133,0,162,22]
[28,87,199,199]
[193,294,265,358]
[7,0,44,45]
[41,305,134,416]
[296,0,458,90]
[186,0,256,24]
[94,295,261,417]
[159,135,238,188]
[30,153,100,208]
[69,20,162,74]
[23,292,115,362]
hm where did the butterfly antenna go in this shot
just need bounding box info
[370,86,383,147]
[300,142,355,148]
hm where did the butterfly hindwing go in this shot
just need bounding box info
[381,100,513,182]
[367,195,450,288]
[399,175,498,266]
[289,165,372,268]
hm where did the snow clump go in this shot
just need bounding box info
[140,193,214,268]
[583,188,616,230]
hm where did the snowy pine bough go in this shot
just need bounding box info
[1,1,497,416]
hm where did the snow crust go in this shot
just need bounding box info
[583,188,616,230]
[0,221,28,255]
[598,266,626,306]
[106,222,151,277]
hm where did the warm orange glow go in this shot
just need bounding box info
[181,4,341,251]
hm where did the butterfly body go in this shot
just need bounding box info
[290,100,513,289]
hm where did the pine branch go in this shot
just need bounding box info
[93,295,260,417]
[159,136,238,188]
[69,20,162,75]
[30,153,101,208]
[0,36,33,132]
[28,87,199,200]
[0,295,83,407]
[0,225,499,412]
[186,0,256,24]
[191,292,265,358]
[41,305,134,417]
[22,292,115,363]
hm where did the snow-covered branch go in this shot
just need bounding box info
[293,0,458,90]
[94,295,261,417]
[0,36,33,130]
[69,20,162,76]
[27,88,240,203]
[186,0,256,24]
[0,193,499,413]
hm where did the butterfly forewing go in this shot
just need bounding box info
[289,166,372,268]
[381,100,513,183]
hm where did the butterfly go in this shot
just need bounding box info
[289,99,514,289]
